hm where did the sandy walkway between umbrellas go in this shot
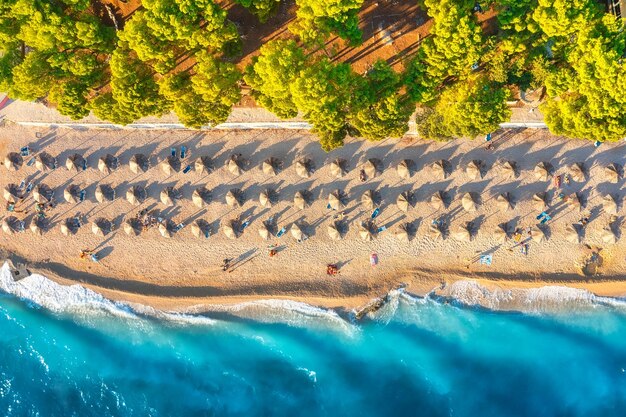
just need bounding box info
[1,124,625,312]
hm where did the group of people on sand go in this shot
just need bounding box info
[136,209,161,231]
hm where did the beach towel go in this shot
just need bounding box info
[479,255,492,266]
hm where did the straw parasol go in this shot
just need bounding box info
[66,154,85,172]
[258,223,270,240]
[496,193,513,211]
[329,159,347,178]
[396,159,413,180]
[158,222,172,238]
[359,223,374,242]
[466,160,483,180]
[160,156,179,176]
[565,224,580,244]
[126,186,145,205]
[192,187,210,208]
[327,222,342,241]
[35,153,56,171]
[568,193,581,211]
[294,191,307,210]
[91,218,111,237]
[2,217,20,235]
[4,153,22,171]
[396,191,411,212]
[604,163,620,183]
[569,163,585,182]
[33,184,51,203]
[601,226,618,244]
[532,192,548,211]
[530,227,546,243]
[291,222,306,241]
[432,160,448,179]
[30,219,44,236]
[453,223,472,242]
[227,158,243,176]
[259,190,272,207]
[295,158,312,179]
[129,154,149,174]
[328,190,345,210]
[64,185,80,203]
[500,160,517,179]
[98,154,117,174]
[429,224,443,240]
[461,192,478,212]
[160,187,178,206]
[3,184,20,203]
[191,220,209,238]
[60,219,77,236]
[95,184,115,203]
[225,189,242,207]
[262,157,280,176]
[493,224,508,243]
[430,191,446,210]
[194,156,211,174]
[395,223,410,242]
[361,190,376,210]
[534,162,551,181]
[363,158,382,178]
[603,194,618,215]
[123,219,141,236]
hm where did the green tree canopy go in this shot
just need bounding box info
[235,0,281,23]
[290,0,363,45]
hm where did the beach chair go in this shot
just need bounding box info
[371,208,380,219]
[241,220,250,230]
[26,157,35,166]
[90,254,99,262]
[18,180,25,190]
[171,147,177,158]
[181,146,187,159]
[479,255,492,266]
[182,165,192,174]
[81,160,87,171]
[25,182,33,193]
[276,227,286,238]
[377,226,387,233]
[174,223,184,231]
[79,190,86,202]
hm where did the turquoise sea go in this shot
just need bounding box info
[0,263,625,417]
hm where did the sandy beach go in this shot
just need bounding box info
[1,122,625,312]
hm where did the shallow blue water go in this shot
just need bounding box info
[1,282,626,417]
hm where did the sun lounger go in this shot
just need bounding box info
[377,226,386,233]
[181,146,187,159]
[25,182,33,193]
[171,148,177,158]
[81,160,87,171]
[241,220,250,230]
[276,227,286,238]
[90,254,99,262]
[182,165,192,174]
[79,190,86,202]
[175,223,184,231]
[26,157,35,166]
[371,208,380,219]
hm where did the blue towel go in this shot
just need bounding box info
[479,255,492,266]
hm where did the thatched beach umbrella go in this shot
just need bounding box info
[493,224,508,244]
[466,160,483,180]
[191,220,209,238]
[568,193,581,211]
[123,219,141,236]
[397,159,413,180]
[194,156,211,174]
[158,222,172,239]
[126,186,145,205]
[604,163,621,183]
[534,162,551,181]
[33,184,52,203]
[3,184,19,203]
[259,190,272,207]
[359,223,374,242]
[95,184,115,203]
[496,193,513,211]
[500,160,517,179]
[64,185,80,203]
[227,158,243,176]
[258,223,270,240]
[294,191,307,210]
[530,227,546,243]
[60,219,77,236]
[35,153,55,171]
[262,157,280,176]
[603,194,618,215]
[160,187,178,206]
[532,192,548,211]
[569,163,585,182]
[129,153,149,174]
[295,158,312,179]
[461,192,478,213]
[395,224,410,242]
[329,159,347,178]
[361,190,375,210]
[91,218,111,237]
[327,222,341,241]
[192,187,210,208]
[160,156,179,176]
[291,222,306,241]
[565,224,580,244]
[453,223,472,242]
[429,224,443,240]
[2,217,21,235]
[4,153,22,171]
[396,191,411,212]
[328,190,345,210]
[363,158,382,178]
[225,189,242,208]
[66,154,85,172]
[430,191,446,210]
[432,160,448,179]
[602,227,618,244]
[98,154,117,174]
[30,219,44,236]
